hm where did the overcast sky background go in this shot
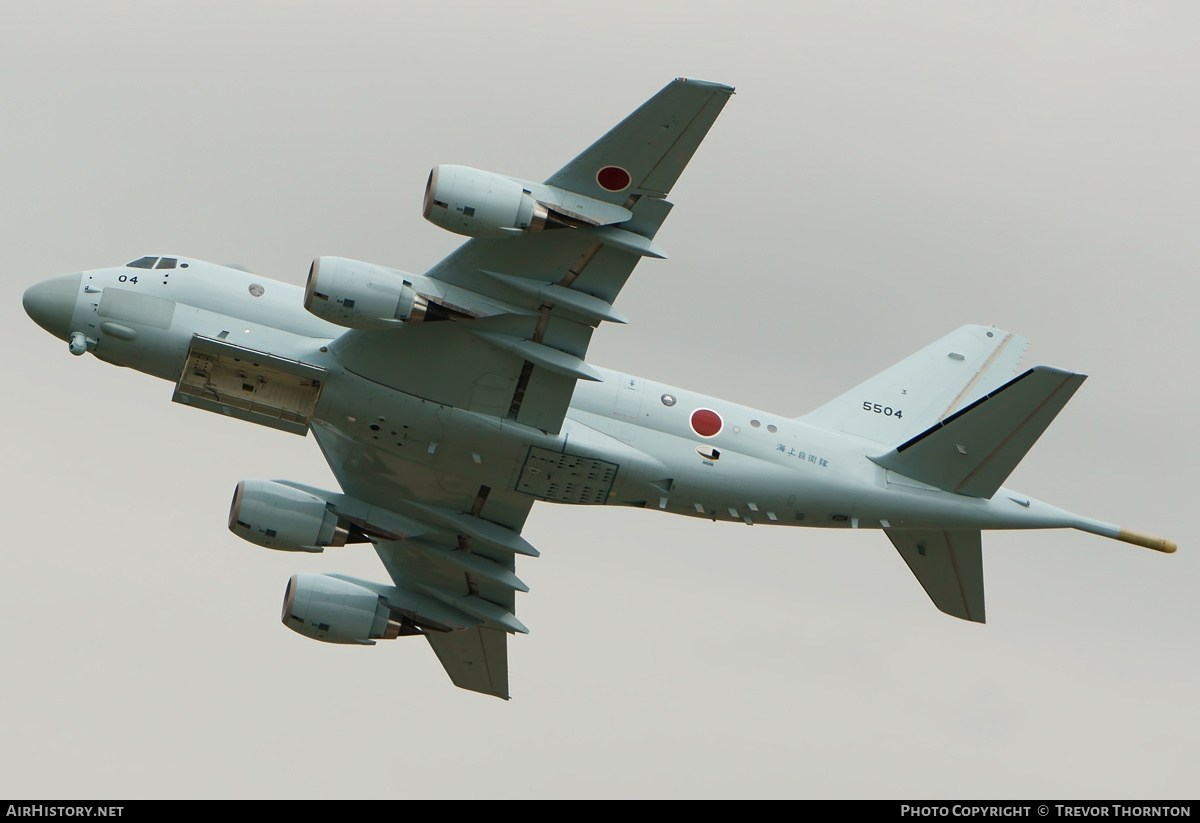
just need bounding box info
[2,2,1197,799]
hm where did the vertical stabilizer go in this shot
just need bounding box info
[799,325,1028,447]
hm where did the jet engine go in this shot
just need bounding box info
[228,480,349,552]
[281,573,402,645]
[303,256,425,329]
[422,165,556,238]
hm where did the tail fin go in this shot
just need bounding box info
[872,366,1086,499]
[799,325,1028,447]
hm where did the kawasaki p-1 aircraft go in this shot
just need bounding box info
[23,79,1175,698]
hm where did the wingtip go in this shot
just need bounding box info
[673,77,736,94]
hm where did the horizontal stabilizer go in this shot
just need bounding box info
[871,366,1086,499]
[886,529,985,623]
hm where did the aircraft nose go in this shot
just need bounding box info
[23,272,82,340]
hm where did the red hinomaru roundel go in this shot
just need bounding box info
[596,165,632,192]
[690,408,723,438]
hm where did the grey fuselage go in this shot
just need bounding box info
[27,258,1081,535]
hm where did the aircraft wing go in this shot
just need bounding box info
[311,80,733,697]
[313,422,536,699]
[331,79,734,436]
[543,77,735,202]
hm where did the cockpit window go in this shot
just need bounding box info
[156,257,177,270]
[127,256,159,269]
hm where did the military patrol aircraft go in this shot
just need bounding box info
[22,79,1175,699]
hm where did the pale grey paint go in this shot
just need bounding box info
[3,2,1197,799]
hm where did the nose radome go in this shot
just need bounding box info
[23,273,82,340]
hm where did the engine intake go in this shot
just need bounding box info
[281,573,402,645]
[304,256,425,330]
[228,480,348,552]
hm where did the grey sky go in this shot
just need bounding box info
[2,1,1197,798]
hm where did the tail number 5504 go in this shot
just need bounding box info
[862,402,902,419]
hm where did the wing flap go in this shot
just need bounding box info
[886,529,986,623]
[513,366,576,433]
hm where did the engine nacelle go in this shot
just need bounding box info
[228,480,348,552]
[303,256,424,330]
[423,165,549,238]
[281,573,400,645]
